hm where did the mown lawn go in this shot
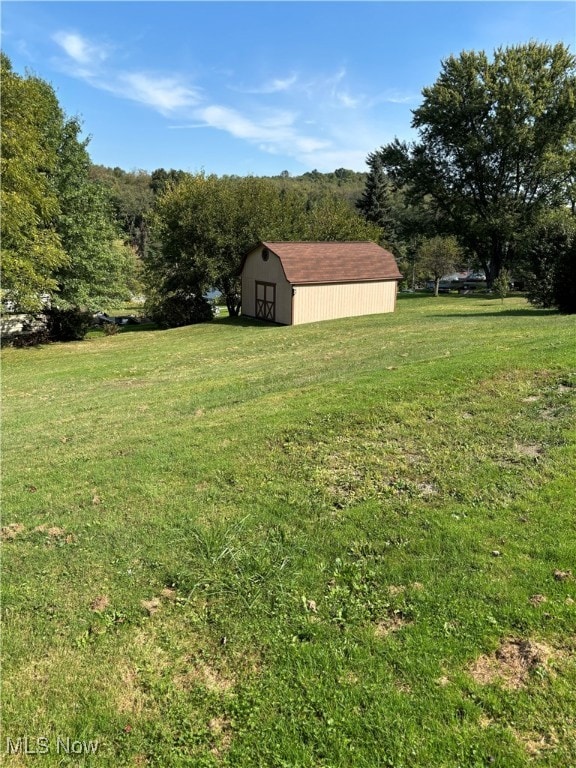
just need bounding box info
[2,294,575,767]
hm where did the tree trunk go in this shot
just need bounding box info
[434,277,440,297]
[226,293,241,317]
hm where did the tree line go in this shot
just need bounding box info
[2,41,575,337]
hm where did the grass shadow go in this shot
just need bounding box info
[213,315,283,329]
[117,322,160,334]
[432,308,559,318]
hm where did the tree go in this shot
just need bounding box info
[493,269,511,305]
[298,194,381,242]
[0,54,68,310]
[1,55,138,317]
[418,235,462,296]
[356,151,395,230]
[370,43,576,286]
[53,119,138,311]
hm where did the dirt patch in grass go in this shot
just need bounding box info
[518,728,560,758]
[117,664,151,717]
[539,408,559,420]
[174,658,235,695]
[32,525,75,543]
[513,443,543,459]
[469,638,556,689]
[374,612,411,638]
[0,523,71,542]
[553,569,573,581]
[1,523,25,540]
[209,716,233,758]
[529,594,548,606]
[90,595,110,613]
[141,598,161,616]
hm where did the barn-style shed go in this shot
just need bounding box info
[240,241,402,325]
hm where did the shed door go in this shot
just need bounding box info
[255,281,276,321]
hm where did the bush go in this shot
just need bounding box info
[45,307,93,341]
[103,322,120,336]
[6,329,50,348]
[146,293,214,329]
[522,213,576,314]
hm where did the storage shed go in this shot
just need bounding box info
[240,241,402,325]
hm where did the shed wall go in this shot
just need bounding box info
[292,280,397,325]
[241,249,292,324]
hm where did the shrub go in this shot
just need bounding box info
[146,293,214,329]
[7,329,50,348]
[45,307,93,341]
[103,322,120,336]
[522,212,576,314]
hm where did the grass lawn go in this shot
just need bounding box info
[1,294,575,767]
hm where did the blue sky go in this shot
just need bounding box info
[2,1,575,176]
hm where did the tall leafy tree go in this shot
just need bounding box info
[370,42,576,285]
[53,119,138,310]
[0,54,67,310]
[1,55,138,315]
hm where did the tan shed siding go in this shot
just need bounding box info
[241,247,292,324]
[292,280,397,325]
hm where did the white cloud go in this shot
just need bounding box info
[336,91,360,108]
[115,72,201,114]
[267,75,298,93]
[236,74,298,94]
[195,104,330,156]
[52,30,201,115]
[371,89,420,106]
[53,31,108,68]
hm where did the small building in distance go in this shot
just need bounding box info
[240,241,402,325]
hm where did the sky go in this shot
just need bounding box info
[2,1,575,177]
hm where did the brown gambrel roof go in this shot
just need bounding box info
[259,241,402,285]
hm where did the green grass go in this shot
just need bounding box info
[2,294,575,767]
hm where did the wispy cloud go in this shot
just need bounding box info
[194,105,330,156]
[236,74,298,94]
[49,29,393,170]
[371,89,420,106]
[53,31,109,69]
[114,72,201,113]
[53,29,201,115]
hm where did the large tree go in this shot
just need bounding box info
[370,42,576,285]
[0,54,67,310]
[53,119,138,310]
[1,55,137,315]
